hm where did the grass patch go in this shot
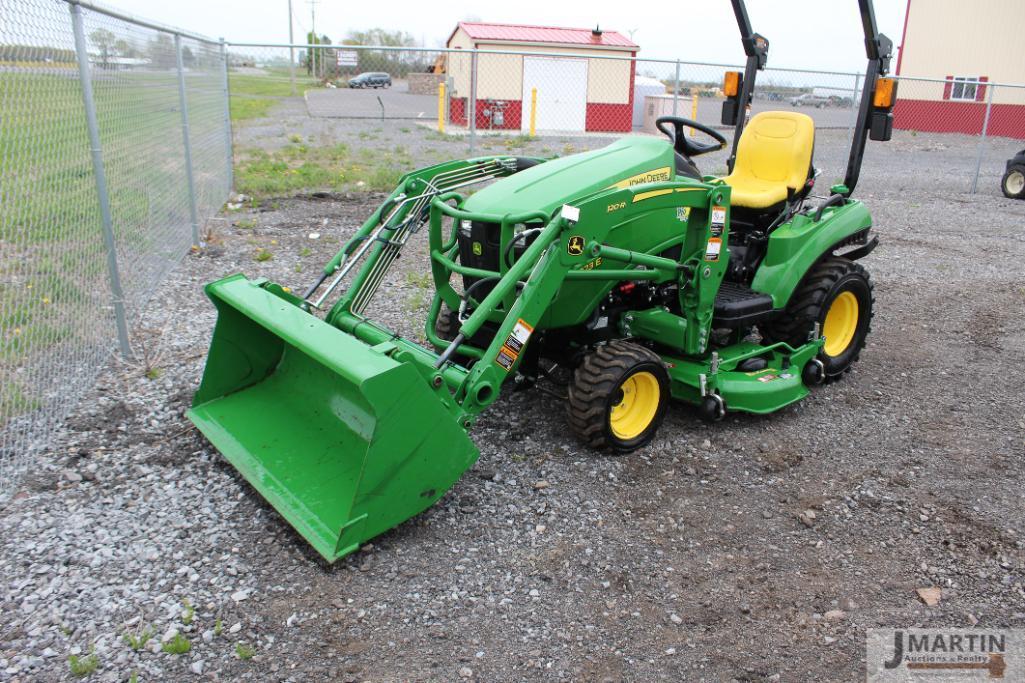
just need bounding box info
[123,628,153,652]
[503,135,534,150]
[235,643,256,660]
[162,633,191,655]
[181,599,195,626]
[235,138,407,199]
[228,69,319,123]
[68,651,98,677]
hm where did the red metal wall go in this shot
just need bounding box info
[894,100,1025,139]
[584,55,635,133]
[448,98,523,130]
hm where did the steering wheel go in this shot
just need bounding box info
[655,116,727,158]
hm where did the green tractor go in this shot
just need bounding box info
[189,0,899,562]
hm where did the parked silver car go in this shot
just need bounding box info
[790,93,830,108]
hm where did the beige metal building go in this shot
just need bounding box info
[445,22,638,132]
[895,0,1025,136]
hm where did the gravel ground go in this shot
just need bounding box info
[2,97,1025,682]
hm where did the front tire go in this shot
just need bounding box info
[762,257,874,381]
[1002,164,1025,199]
[567,341,670,452]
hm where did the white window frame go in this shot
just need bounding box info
[950,76,979,102]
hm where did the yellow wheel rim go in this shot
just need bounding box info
[822,290,859,357]
[609,371,660,440]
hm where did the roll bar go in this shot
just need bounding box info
[725,0,769,173]
[842,0,895,196]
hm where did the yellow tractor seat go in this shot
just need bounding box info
[723,111,815,210]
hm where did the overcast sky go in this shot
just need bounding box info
[107,0,908,73]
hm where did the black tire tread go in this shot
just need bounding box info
[761,257,874,382]
[1002,164,1025,199]
[567,340,666,449]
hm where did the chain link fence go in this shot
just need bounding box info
[5,9,1025,501]
[891,76,1025,194]
[226,43,1025,196]
[0,0,231,501]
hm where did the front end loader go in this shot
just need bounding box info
[188,0,899,562]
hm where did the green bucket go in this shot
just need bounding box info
[188,275,479,562]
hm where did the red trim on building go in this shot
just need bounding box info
[976,76,989,102]
[895,0,912,75]
[942,76,953,100]
[448,97,522,130]
[585,103,632,132]
[893,99,1025,139]
[451,22,638,48]
[584,52,635,133]
[450,97,467,126]
[477,99,522,130]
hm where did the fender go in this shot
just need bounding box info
[751,200,872,308]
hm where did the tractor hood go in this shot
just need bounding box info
[464,136,677,217]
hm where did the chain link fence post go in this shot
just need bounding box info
[672,60,680,117]
[220,38,234,192]
[468,50,478,156]
[847,72,860,144]
[69,1,132,360]
[174,34,202,248]
[971,82,995,194]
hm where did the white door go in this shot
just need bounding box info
[522,57,588,132]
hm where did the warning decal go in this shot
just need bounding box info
[710,205,727,237]
[711,205,727,225]
[705,237,722,262]
[496,348,516,371]
[495,319,534,372]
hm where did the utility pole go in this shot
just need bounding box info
[287,0,295,94]
[308,0,319,78]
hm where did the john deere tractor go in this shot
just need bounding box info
[189,0,899,561]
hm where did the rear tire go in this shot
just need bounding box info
[1002,164,1025,199]
[434,305,459,343]
[567,341,670,452]
[762,257,874,382]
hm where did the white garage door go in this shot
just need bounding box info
[522,56,588,132]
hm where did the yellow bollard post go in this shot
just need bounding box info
[438,82,446,133]
[529,87,537,137]
[690,92,699,136]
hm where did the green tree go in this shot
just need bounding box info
[89,28,116,68]
[305,32,332,76]
[148,34,175,69]
[343,29,416,47]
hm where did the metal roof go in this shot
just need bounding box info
[453,22,638,49]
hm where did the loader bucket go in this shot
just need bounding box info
[187,275,479,563]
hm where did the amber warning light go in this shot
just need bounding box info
[723,71,742,97]
[873,77,896,108]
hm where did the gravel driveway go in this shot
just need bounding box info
[2,97,1024,682]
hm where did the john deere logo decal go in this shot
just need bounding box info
[567,236,585,255]
[472,241,482,256]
